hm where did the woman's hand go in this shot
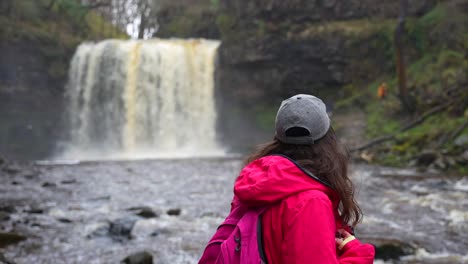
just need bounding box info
[335,229,356,250]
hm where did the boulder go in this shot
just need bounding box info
[415,151,438,166]
[361,238,415,261]
[109,218,138,241]
[166,208,181,216]
[121,251,153,264]
[127,207,159,219]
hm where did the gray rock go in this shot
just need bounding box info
[57,218,73,224]
[166,208,181,216]
[415,151,437,166]
[0,212,10,221]
[109,218,137,241]
[0,205,15,213]
[2,166,20,175]
[86,223,109,239]
[121,251,153,264]
[25,206,44,214]
[41,182,57,188]
[128,207,159,219]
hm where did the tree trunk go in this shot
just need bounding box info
[137,0,149,39]
[47,0,58,10]
[395,0,413,112]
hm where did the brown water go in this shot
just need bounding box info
[0,158,467,263]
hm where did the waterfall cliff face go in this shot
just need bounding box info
[62,39,222,159]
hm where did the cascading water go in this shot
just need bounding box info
[61,39,222,159]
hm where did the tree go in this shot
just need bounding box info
[394,0,414,113]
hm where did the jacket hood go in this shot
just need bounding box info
[234,155,339,207]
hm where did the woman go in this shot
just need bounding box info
[202,94,375,263]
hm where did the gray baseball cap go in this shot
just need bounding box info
[275,94,330,145]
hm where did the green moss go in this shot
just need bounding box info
[1,0,128,83]
[420,4,447,25]
[255,19,267,37]
[85,12,128,40]
[216,13,237,35]
[366,102,401,138]
[291,18,396,39]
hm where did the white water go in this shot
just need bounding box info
[60,39,223,160]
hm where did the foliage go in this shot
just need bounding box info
[0,0,127,82]
[216,13,237,36]
[334,2,468,171]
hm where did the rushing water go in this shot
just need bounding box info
[61,39,222,160]
[0,159,466,264]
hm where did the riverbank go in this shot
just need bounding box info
[0,158,467,263]
[332,3,468,173]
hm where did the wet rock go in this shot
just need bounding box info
[0,205,15,213]
[60,179,77,185]
[0,232,27,248]
[57,218,73,223]
[41,182,57,188]
[366,238,415,261]
[2,166,20,175]
[87,223,110,239]
[0,212,10,221]
[128,207,158,219]
[23,173,38,180]
[25,207,44,214]
[109,218,137,241]
[415,151,437,166]
[167,208,181,216]
[121,251,153,264]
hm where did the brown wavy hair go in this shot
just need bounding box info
[244,127,362,227]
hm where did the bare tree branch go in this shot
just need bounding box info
[351,100,454,152]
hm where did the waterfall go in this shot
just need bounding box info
[61,39,222,159]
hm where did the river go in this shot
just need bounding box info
[0,158,466,264]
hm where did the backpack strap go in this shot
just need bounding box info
[257,213,268,264]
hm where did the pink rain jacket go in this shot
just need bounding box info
[234,155,375,264]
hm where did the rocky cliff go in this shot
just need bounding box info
[155,0,467,153]
[0,39,66,159]
[0,2,126,160]
[215,0,438,151]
